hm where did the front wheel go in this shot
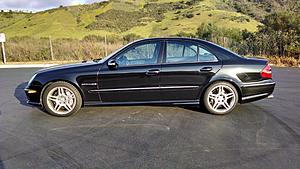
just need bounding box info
[42,81,82,117]
[203,82,238,115]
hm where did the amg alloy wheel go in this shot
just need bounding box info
[203,82,238,115]
[42,81,82,117]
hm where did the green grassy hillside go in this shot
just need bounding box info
[0,0,296,39]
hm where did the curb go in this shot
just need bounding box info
[0,64,57,68]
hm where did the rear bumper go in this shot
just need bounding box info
[240,80,275,103]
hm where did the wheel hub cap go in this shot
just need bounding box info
[46,87,76,115]
[207,85,236,114]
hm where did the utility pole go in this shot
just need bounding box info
[0,33,6,64]
[49,36,54,60]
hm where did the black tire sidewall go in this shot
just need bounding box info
[203,82,238,115]
[42,81,82,117]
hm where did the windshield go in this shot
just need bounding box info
[95,40,139,63]
[97,48,122,63]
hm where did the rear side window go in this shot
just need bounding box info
[165,41,218,63]
[199,48,218,62]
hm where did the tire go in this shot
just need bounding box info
[203,82,238,115]
[42,81,82,117]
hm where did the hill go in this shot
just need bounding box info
[0,0,299,66]
[0,0,281,39]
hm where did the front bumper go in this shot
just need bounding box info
[240,80,275,103]
[24,87,41,105]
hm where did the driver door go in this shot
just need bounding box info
[98,40,163,103]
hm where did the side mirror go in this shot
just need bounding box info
[107,60,118,69]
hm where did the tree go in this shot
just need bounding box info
[258,12,300,56]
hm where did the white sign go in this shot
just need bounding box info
[0,33,6,42]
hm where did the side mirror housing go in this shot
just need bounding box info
[107,60,118,70]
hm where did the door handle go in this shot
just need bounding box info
[145,69,160,76]
[200,67,213,72]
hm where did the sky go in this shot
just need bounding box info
[0,0,105,11]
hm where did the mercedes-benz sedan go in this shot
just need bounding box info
[25,38,275,116]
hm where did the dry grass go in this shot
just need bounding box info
[260,56,300,67]
[2,37,299,67]
[4,37,123,62]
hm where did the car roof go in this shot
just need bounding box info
[134,37,206,43]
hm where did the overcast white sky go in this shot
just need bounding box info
[0,0,105,11]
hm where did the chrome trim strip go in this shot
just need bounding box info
[81,83,97,86]
[84,99,200,106]
[242,93,269,101]
[89,86,199,92]
[242,82,275,88]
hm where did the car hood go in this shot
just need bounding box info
[35,61,102,74]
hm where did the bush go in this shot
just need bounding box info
[185,13,194,18]
[123,33,142,43]
[82,35,121,43]
[176,31,196,38]
[162,27,168,30]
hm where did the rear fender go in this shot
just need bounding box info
[198,74,243,103]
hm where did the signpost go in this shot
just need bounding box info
[0,33,6,64]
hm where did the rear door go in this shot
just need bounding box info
[159,39,222,101]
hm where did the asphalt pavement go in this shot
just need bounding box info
[0,67,299,169]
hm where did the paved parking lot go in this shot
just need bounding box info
[0,67,299,169]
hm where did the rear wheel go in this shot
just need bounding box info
[203,82,238,115]
[42,81,82,117]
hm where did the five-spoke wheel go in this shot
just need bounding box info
[42,81,82,117]
[203,82,238,115]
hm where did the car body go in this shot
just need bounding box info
[25,38,275,116]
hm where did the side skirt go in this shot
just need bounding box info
[84,100,200,106]
[27,101,42,106]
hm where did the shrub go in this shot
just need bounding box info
[123,33,142,43]
[176,31,196,38]
[185,13,194,18]
[162,27,168,30]
[82,35,121,43]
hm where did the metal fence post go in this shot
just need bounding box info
[49,36,54,60]
[105,35,108,57]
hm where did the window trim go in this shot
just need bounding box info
[162,39,219,65]
[109,40,163,68]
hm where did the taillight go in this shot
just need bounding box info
[261,64,272,79]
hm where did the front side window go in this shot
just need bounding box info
[115,42,160,67]
[165,41,218,63]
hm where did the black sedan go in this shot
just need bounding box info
[25,38,275,116]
